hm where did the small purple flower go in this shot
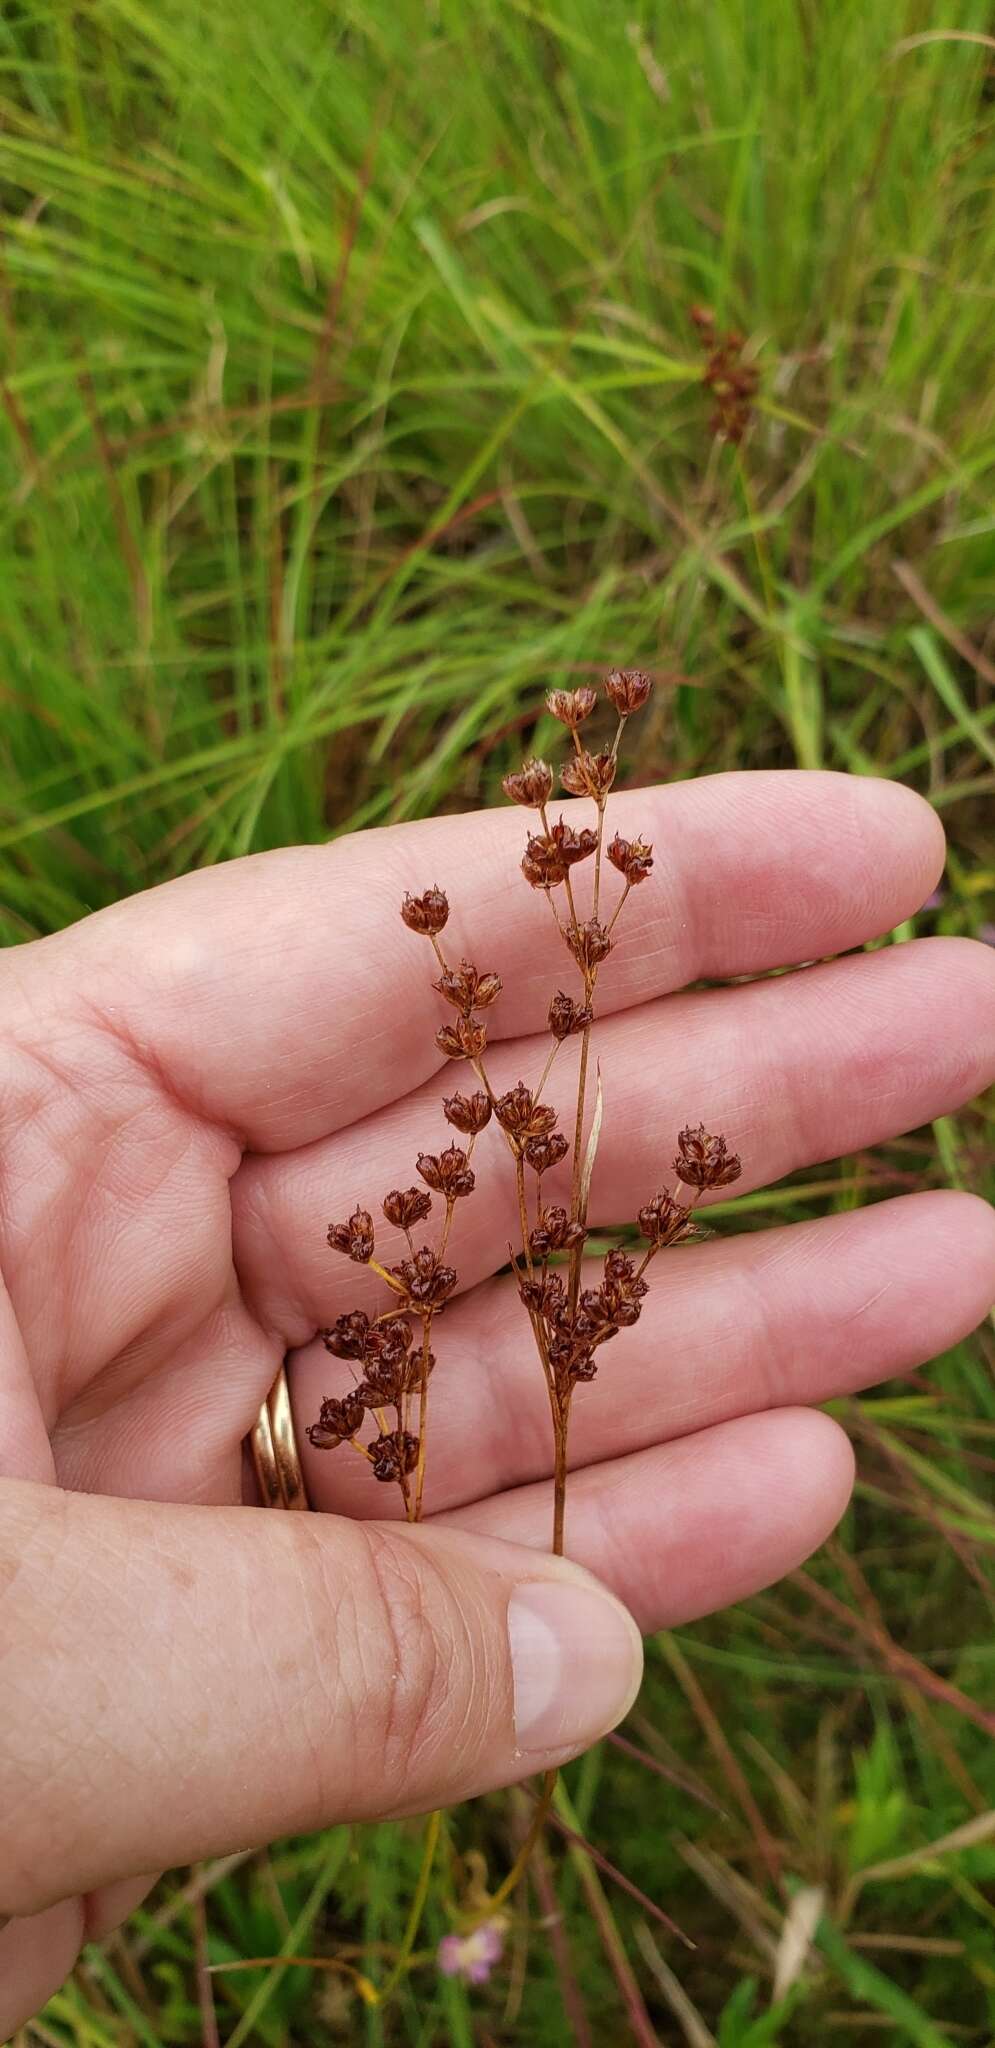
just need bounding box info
[437,1918,504,1985]
[979,922,995,947]
[920,887,946,912]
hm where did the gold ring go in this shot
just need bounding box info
[250,1363,310,1510]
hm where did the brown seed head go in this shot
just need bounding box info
[528,1206,587,1259]
[484,1090,556,1155]
[674,1123,742,1190]
[370,1429,420,1482]
[359,1324,425,1406]
[392,1246,458,1307]
[327,1206,375,1263]
[689,303,716,333]
[502,757,554,808]
[322,1309,372,1359]
[698,323,759,443]
[517,1268,568,1317]
[401,885,449,936]
[575,1287,620,1342]
[546,686,598,728]
[360,1347,431,1407]
[416,1143,476,1200]
[548,989,594,1041]
[436,1015,487,1061]
[524,1130,569,1175]
[607,833,654,884]
[567,918,612,973]
[443,1089,492,1134]
[367,1316,414,1360]
[604,668,653,716]
[382,1186,433,1230]
[522,820,598,890]
[307,1390,367,1450]
[601,1249,649,1326]
[560,748,617,800]
[434,960,502,1014]
[638,1189,694,1248]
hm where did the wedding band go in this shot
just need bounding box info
[250,1363,309,1510]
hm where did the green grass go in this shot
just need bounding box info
[2,0,995,2040]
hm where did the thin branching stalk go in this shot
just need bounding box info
[311,667,747,1965]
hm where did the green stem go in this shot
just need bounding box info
[373,1807,442,2004]
[482,1768,558,1916]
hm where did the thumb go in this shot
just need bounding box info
[1,1481,642,1918]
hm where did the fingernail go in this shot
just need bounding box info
[508,1579,643,1756]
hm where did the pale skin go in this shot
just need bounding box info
[2,770,994,2033]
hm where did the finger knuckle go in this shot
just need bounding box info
[343,1529,456,1810]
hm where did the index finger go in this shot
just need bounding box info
[32,770,941,1150]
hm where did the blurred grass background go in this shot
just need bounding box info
[2,0,995,2040]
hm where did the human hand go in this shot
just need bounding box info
[2,771,993,2031]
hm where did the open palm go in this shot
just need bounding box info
[2,769,994,2030]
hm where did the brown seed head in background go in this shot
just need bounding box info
[327,1206,375,1263]
[674,1123,743,1190]
[546,686,598,728]
[604,668,653,716]
[401,885,449,935]
[502,757,554,807]
[443,1089,492,1134]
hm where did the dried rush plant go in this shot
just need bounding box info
[310,668,742,1553]
[307,671,744,1962]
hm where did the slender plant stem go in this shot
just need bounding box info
[533,1036,560,1103]
[373,1807,442,2004]
[551,1405,570,1555]
[438,1191,458,1257]
[482,1767,559,1916]
[515,1155,533,1271]
[470,1054,498,1109]
[567,1015,592,1311]
[592,799,605,920]
[368,1257,407,1297]
[606,879,631,935]
[413,1309,434,1521]
[560,867,581,939]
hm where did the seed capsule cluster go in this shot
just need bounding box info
[311,669,742,1552]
